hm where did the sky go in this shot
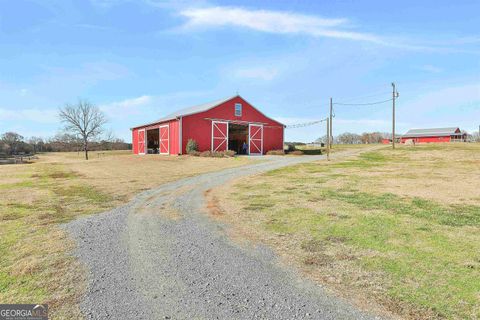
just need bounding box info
[0,0,479,142]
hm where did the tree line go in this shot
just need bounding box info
[1,99,130,159]
[309,130,479,145]
[313,132,390,145]
[0,132,130,156]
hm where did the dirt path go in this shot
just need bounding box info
[66,149,384,319]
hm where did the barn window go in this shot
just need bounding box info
[235,103,242,116]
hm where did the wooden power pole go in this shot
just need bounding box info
[329,97,333,149]
[392,82,397,149]
[326,118,330,161]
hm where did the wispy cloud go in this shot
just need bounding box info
[179,6,381,43]
[233,66,279,81]
[176,6,480,53]
[418,64,443,73]
[401,83,480,112]
[0,108,58,123]
[100,95,152,118]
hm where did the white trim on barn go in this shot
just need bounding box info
[159,124,169,155]
[248,124,263,155]
[138,128,146,155]
[211,120,229,152]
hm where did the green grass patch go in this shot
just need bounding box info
[225,144,480,319]
[0,163,117,314]
[322,190,480,227]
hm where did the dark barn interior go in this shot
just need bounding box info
[146,128,159,154]
[228,123,248,154]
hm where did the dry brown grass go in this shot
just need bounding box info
[207,143,480,320]
[40,151,252,202]
[326,143,480,205]
[0,150,252,319]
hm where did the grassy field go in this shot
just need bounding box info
[208,143,480,319]
[0,151,251,319]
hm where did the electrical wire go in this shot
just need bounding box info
[333,98,393,106]
[286,118,327,129]
[333,90,391,104]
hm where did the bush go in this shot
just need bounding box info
[224,150,236,157]
[286,144,296,152]
[211,151,225,158]
[199,151,212,157]
[266,149,285,155]
[289,150,304,155]
[188,151,200,156]
[194,150,236,158]
[186,139,199,154]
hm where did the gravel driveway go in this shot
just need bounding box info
[66,150,383,319]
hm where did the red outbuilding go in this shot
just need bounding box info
[131,95,285,155]
[400,127,466,144]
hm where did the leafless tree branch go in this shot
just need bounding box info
[59,100,107,160]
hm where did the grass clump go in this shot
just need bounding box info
[215,143,480,319]
[0,164,118,318]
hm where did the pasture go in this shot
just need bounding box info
[208,143,480,319]
[0,151,251,318]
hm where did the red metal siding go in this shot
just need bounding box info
[263,126,284,152]
[131,119,180,155]
[132,128,139,154]
[168,119,180,155]
[401,136,450,143]
[181,96,284,154]
[131,96,284,155]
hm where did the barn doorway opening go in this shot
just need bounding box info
[228,123,248,154]
[146,128,159,154]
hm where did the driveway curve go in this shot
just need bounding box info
[66,150,383,319]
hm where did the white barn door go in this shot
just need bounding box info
[249,124,263,155]
[211,121,229,152]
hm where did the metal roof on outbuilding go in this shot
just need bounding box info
[131,95,237,129]
[402,127,461,137]
[131,95,284,129]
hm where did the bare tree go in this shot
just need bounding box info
[337,132,362,144]
[1,132,24,155]
[27,136,44,154]
[59,100,107,160]
[101,129,116,150]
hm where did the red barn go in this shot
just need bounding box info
[131,95,285,155]
[400,127,466,144]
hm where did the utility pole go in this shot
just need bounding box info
[326,118,330,161]
[329,97,333,149]
[392,82,398,149]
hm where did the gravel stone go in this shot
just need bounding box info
[65,151,384,319]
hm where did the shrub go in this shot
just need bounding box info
[195,150,236,158]
[286,144,296,152]
[211,152,225,158]
[199,151,212,157]
[186,139,199,154]
[224,150,236,157]
[289,150,304,155]
[266,149,285,155]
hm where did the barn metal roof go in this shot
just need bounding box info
[131,94,284,129]
[157,95,238,123]
[130,95,237,129]
[402,127,461,137]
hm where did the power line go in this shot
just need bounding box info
[333,90,391,104]
[333,98,393,106]
[286,118,327,129]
